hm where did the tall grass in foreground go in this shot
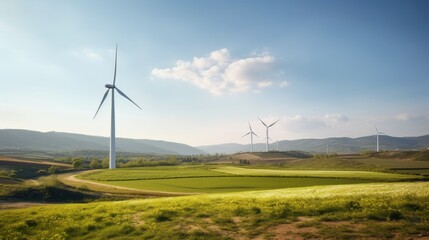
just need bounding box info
[1,182,428,239]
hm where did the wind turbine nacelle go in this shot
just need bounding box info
[105,84,115,89]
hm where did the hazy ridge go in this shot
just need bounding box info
[0,129,204,155]
[197,135,429,154]
[1,129,429,155]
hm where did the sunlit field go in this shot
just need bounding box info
[1,182,428,239]
[2,160,429,239]
[76,165,421,194]
[98,176,374,193]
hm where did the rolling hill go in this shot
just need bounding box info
[197,135,429,154]
[0,129,204,155]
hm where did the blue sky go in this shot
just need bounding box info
[1,0,428,146]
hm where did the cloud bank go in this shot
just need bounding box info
[151,48,285,95]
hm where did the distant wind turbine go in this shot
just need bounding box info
[242,123,259,152]
[93,44,142,169]
[258,117,280,152]
[375,125,386,152]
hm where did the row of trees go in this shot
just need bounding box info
[54,153,225,170]
[60,156,180,170]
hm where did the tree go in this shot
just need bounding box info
[167,155,177,165]
[72,158,83,169]
[89,159,99,169]
[102,158,109,168]
[48,166,58,174]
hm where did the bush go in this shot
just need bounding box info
[388,210,403,221]
[72,158,83,169]
[90,159,99,169]
[154,210,178,222]
[48,166,58,174]
[25,219,38,227]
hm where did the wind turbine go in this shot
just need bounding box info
[375,125,385,152]
[258,117,280,152]
[93,44,142,169]
[242,122,258,152]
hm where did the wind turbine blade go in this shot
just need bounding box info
[258,117,267,127]
[93,89,110,119]
[375,125,379,133]
[242,132,251,138]
[113,44,118,85]
[248,122,253,131]
[269,119,280,127]
[252,132,259,138]
[115,87,142,109]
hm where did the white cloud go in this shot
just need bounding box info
[279,81,289,88]
[69,47,105,62]
[277,113,350,134]
[396,113,410,121]
[257,81,273,88]
[83,48,103,62]
[151,48,284,95]
[324,113,349,123]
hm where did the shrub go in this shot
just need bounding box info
[388,210,403,221]
[345,201,362,211]
[48,166,58,174]
[25,219,37,227]
[154,210,178,222]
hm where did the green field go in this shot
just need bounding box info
[100,176,373,193]
[2,155,429,239]
[1,181,428,239]
[213,166,421,180]
[79,166,228,181]
[77,166,423,194]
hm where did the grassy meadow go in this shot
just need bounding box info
[76,165,421,194]
[97,177,374,193]
[0,182,428,239]
[1,152,429,239]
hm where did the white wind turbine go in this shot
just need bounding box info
[258,117,280,152]
[93,45,142,169]
[242,122,259,152]
[375,125,386,152]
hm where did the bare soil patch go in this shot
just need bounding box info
[0,200,52,210]
[0,156,71,168]
[58,171,194,197]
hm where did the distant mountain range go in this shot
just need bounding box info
[0,129,204,155]
[1,129,429,155]
[196,135,429,154]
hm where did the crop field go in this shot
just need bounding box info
[1,181,428,239]
[75,165,423,194]
[212,166,421,180]
[0,156,72,179]
[2,157,429,239]
[76,166,422,194]
[78,166,228,181]
[99,177,373,193]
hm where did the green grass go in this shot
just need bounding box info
[1,182,428,239]
[99,177,373,193]
[76,166,422,194]
[79,166,228,181]
[212,166,422,180]
[0,158,71,179]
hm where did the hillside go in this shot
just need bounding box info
[1,182,429,239]
[0,129,204,155]
[197,135,429,154]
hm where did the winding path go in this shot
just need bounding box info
[59,171,194,197]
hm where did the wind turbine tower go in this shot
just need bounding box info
[375,126,385,152]
[258,117,280,152]
[242,123,258,152]
[93,45,142,169]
